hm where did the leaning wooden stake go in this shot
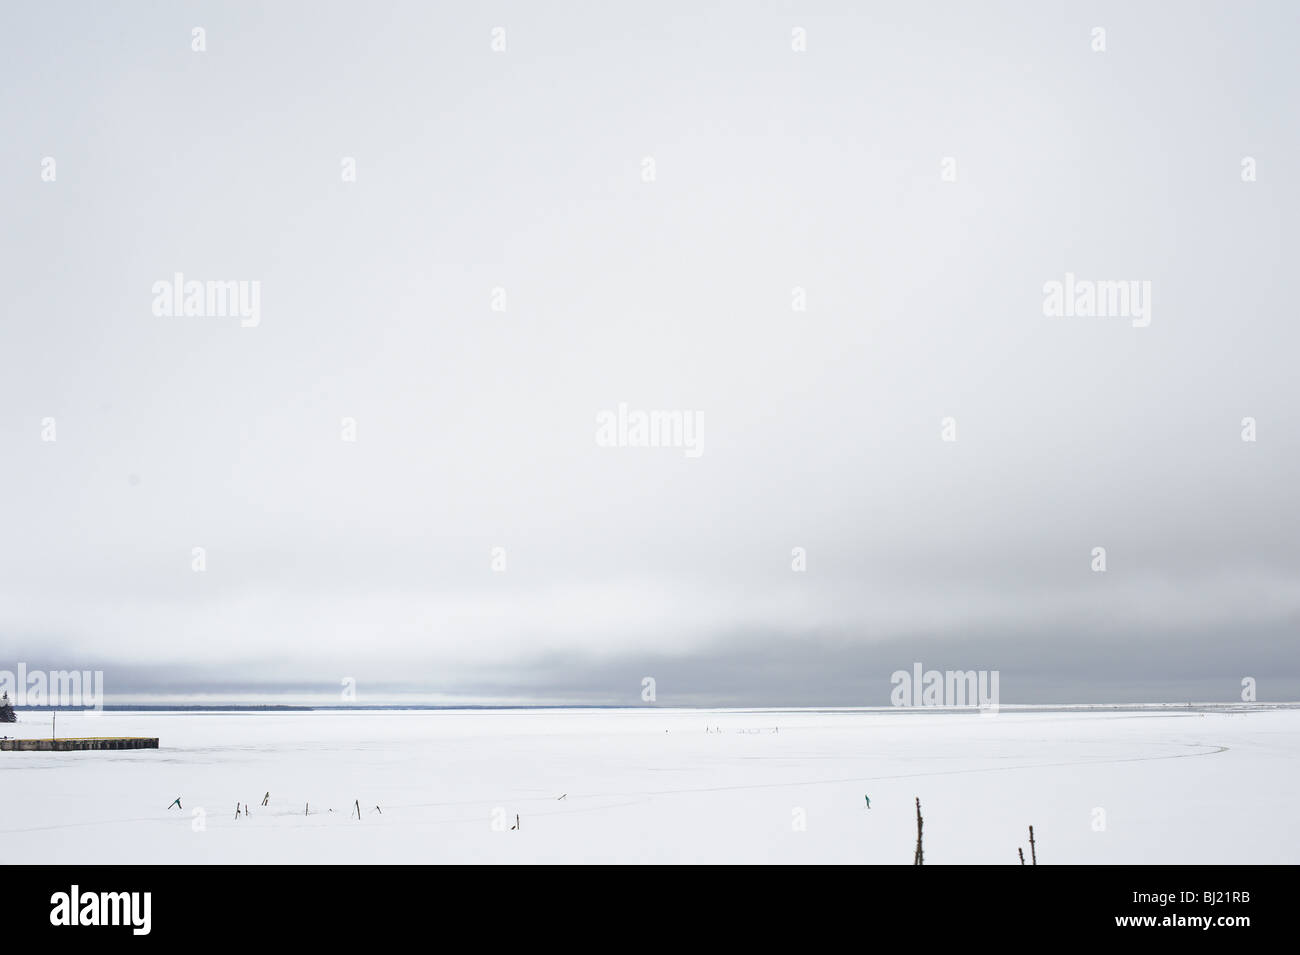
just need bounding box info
[1018,847,1025,865]
[913,798,924,865]
[1028,825,1037,865]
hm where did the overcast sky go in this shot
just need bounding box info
[2,2,1298,705]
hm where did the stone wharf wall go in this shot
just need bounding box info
[0,737,159,751]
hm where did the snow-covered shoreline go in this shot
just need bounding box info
[1,707,1294,864]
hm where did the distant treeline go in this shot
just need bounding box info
[10,702,1296,713]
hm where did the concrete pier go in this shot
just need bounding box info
[0,737,158,752]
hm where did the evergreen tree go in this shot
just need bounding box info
[0,691,15,723]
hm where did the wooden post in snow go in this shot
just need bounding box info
[913,798,924,866]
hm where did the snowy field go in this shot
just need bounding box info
[1,706,1295,864]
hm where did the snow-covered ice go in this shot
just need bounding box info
[1,706,1295,864]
